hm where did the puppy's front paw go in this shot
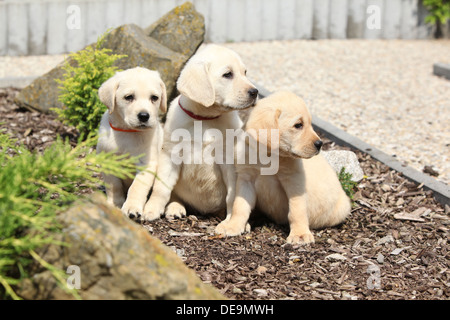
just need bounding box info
[165,202,186,220]
[142,203,164,222]
[215,220,248,236]
[121,200,143,220]
[286,231,315,245]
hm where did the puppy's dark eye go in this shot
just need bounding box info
[245,70,247,76]
[124,94,134,102]
[223,71,233,79]
[294,123,303,129]
[150,95,159,102]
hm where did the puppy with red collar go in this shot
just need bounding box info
[143,44,258,222]
[96,67,167,219]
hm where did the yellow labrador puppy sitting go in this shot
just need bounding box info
[215,91,351,244]
[142,44,258,221]
[96,67,167,219]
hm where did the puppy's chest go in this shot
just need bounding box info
[111,133,153,157]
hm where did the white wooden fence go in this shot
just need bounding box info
[0,0,442,56]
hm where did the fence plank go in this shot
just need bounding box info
[66,1,87,53]
[261,0,278,41]
[279,0,296,40]
[123,0,142,27]
[294,0,313,39]
[141,0,160,30]
[28,1,48,55]
[416,0,432,39]
[47,1,67,54]
[329,0,348,39]
[105,0,124,30]
[158,0,177,18]
[313,0,329,39]
[347,0,366,38]
[364,0,384,39]
[401,0,418,39]
[383,0,401,39]
[86,0,106,44]
[244,0,262,42]
[0,4,7,56]
[227,0,245,42]
[209,0,228,42]
[7,2,28,55]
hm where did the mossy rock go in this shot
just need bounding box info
[17,193,224,300]
[145,1,205,57]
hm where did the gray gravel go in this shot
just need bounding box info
[1,39,449,185]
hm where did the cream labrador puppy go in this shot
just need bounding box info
[142,44,258,221]
[96,67,167,219]
[215,91,351,244]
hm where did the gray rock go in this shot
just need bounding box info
[99,23,188,102]
[145,1,205,58]
[321,150,365,182]
[15,2,205,113]
[14,59,74,112]
[17,193,224,300]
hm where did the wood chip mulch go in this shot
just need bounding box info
[1,87,448,300]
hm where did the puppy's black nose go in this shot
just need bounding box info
[314,140,323,151]
[137,112,150,122]
[248,88,258,99]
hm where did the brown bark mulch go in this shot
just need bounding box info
[1,87,448,300]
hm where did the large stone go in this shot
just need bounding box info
[17,193,224,300]
[100,23,187,102]
[145,1,205,58]
[15,2,205,113]
[321,150,365,182]
[14,61,68,112]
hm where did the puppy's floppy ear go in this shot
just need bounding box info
[247,107,281,150]
[247,107,281,132]
[159,80,167,113]
[98,75,119,114]
[177,61,215,107]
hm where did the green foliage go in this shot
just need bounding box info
[423,0,450,34]
[54,32,126,138]
[0,131,139,300]
[338,167,358,201]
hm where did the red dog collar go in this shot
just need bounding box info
[178,100,220,120]
[109,121,140,133]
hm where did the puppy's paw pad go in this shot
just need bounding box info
[121,202,143,220]
[286,232,315,245]
[142,201,166,222]
[165,203,187,219]
[215,221,247,237]
[141,211,162,222]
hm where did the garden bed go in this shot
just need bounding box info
[1,87,448,300]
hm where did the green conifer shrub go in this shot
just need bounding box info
[54,33,126,138]
[0,131,139,299]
